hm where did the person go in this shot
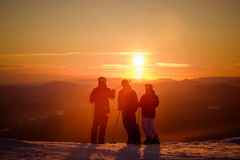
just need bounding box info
[118,79,141,144]
[90,77,115,144]
[139,84,160,144]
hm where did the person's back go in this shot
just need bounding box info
[90,84,115,115]
[90,77,115,144]
[118,85,138,117]
[139,88,159,119]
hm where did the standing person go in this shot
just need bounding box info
[90,77,115,144]
[139,84,160,144]
[118,79,141,144]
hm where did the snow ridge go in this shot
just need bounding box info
[0,137,240,160]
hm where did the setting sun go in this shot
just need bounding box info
[133,56,145,66]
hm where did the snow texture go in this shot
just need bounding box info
[0,137,240,160]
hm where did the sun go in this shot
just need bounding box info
[133,56,145,66]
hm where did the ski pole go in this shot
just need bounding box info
[138,107,140,125]
[114,85,122,90]
[111,111,121,143]
[114,79,131,90]
[92,103,94,122]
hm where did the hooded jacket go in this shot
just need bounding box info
[139,89,159,119]
[90,83,115,115]
[118,85,139,117]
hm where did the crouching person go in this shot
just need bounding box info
[139,84,160,144]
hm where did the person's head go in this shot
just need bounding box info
[121,79,130,88]
[145,84,153,92]
[98,77,107,85]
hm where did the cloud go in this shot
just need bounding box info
[0,53,64,57]
[0,65,24,68]
[1,52,184,57]
[68,63,191,69]
[102,64,130,68]
[65,52,82,55]
[150,63,190,68]
[0,53,83,57]
[68,64,130,69]
[68,65,99,68]
[89,52,157,55]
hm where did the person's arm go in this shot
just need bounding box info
[90,89,96,104]
[108,88,115,99]
[155,95,160,107]
[132,91,139,112]
[139,95,144,108]
[117,91,123,111]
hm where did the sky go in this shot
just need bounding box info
[0,0,240,83]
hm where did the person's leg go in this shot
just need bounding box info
[122,116,133,143]
[98,114,109,143]
[131,116,141,144]
[90,116,100,143]
[148,118,160,144]
[142,116,152,144]
[148,118,158,137]
[142,116,151,137]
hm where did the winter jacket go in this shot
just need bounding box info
[139,89,159,119]
[118,86,139,117]
[90,84,115,115]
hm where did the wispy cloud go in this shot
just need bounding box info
[68,64,131,69]
[88,52,155,55]
[68,65,99,68]
[0,53,82,57]
[65,52,82,55]
[150,63,190,68]
[0,52,184,57]
[0,53,65,57]
[102,64,130,68]
[68,63,191,69]
[0,65,24,68]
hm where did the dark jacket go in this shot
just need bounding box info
[139,89,159,119]
[90,84,115,115]
[118,85,138,117]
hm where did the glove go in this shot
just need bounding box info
[112,89,116,93]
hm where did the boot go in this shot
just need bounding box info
[132,140,142,145]
[98,140,105,144]
[98,139,105,144]
[143,136,152,144]
[152,136,160,144]
[126,140,132,144]
[91,140,97,144]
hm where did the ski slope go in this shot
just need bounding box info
[0,138,240,160]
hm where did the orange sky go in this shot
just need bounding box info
[0,0,240,83]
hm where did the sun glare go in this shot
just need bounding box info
[133,56,145,66]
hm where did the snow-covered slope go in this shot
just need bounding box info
[0,138,240,160]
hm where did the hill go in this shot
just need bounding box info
[1,79,240,143]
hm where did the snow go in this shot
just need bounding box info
[29,118,40,121]
[207,106,220,110]
[57,111,64,116]
[62,102,85,108]
[0,138,240,160]
[0,129,11,136]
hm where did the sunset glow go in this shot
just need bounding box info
[0,1,240,83]
[133,56,145,66]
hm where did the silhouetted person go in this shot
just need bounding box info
[118,79,141,144]
[139,84,160,144]
[90,77,115,144]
